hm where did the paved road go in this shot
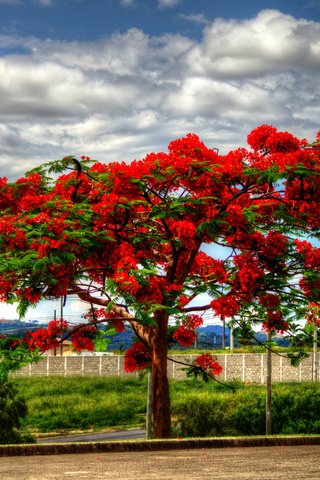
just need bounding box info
[37,428,146,443]
[1,444,320,480]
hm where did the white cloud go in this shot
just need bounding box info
[120,0,135,6]
[158,0,182,8]
[179,13,210,25]
[0,9,319,181]
[184,9,320,78]
[0,0,22,4]
[37,0,53,5]
[0,0,53,4]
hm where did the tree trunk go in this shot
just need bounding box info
[150,312,171,438]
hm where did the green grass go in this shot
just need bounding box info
[15,376,148,434]
[13,376,320,437]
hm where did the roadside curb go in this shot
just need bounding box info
[1,435,320,457]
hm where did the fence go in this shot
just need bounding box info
[12,352,319,383]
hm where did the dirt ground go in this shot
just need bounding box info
[1,444,320,480]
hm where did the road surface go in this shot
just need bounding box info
[37,428,146,443]
[1,444,320,479]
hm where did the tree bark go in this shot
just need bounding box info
[150,312,171,438]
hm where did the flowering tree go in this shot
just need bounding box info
[1,124,320,437]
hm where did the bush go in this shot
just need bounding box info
[0,381,35,444]
[272,387,320,434]
[172,397,229,437]
[228,392,265,435]
[172,383,320,438]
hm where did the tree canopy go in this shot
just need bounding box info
[1,124,320,437]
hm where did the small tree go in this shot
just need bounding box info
[0,337,39,444]
[1,125,320,437]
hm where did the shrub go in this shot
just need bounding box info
[172,383,320,437]
[228,392,265,435]
[172,396,229,437]
[0,381,35,444]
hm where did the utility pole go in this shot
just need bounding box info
[312,327,318,382]
[53,309,57,356]
[265,331,272,435]
[60,297,63,356]
[221,315,225,349]
[146,371,153,438]
[230,326,234,351]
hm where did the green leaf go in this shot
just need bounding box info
[93,332,111,352]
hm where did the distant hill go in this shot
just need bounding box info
[0,319,47,337]
[0,320,289,350]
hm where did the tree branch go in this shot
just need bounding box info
[69,286,153,345]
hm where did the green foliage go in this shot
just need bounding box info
[0,337,41,383]
[26,156,94,180]
[173,397,228,437]
[171,382,320,437]
[93,329,116,352]
[0,338,41,444]
[0,381,35,444]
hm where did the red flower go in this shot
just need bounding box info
[124,342,151,372]
[71,326,96,352]
[173,325,197,348]
[194,353,223,376]
[210,295,240,317]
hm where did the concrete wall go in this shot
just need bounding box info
[12,353,318,383]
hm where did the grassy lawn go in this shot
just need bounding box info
[16,376,148,434]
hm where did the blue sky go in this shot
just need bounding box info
[0,0,320,320]
[1,0,320,181]
[1,1,320,41]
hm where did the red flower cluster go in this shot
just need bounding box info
[185,314,203,329]
[262,312,289,334]
[82,308,125,332]
[70,325,96,352]
[23,319,68,352]
[124,342,151,372]
[259,295,289,333]
[210,295,240,317]
[173,324,197,347]
[306,303,320,327]
[192,251,228,284]
[295,239,320,269]
[173,314,203,347]
[194,353,223,377]
[247,124,305,153]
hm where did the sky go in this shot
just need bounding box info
[0,0,320,320]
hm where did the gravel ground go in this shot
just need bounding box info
[1,444,320,480]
